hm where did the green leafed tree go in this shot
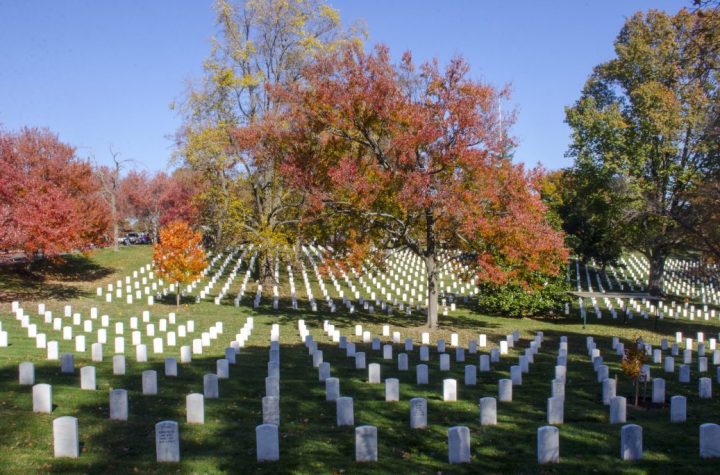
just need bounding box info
[565,8,720,295]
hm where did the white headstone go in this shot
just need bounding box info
[155,421,180,462]
[510,365,522,385]
[620,424,643,461]
[256,424,279,462]
[652,378,665,404]
[416,364,429,385]
[180,346,192,364]
[60,353,74,374]
[398,353,409,371]
[326,377,340,401]
[186,393,204,424]
[355,352,366,370]
[355,425,378,462]
[262,396,280,426]
[440,354,451,371]
[479,355,490,372]
[498,379,513,402]
[679,365,690,383]
[601,378,616,405]
[53,416,79,458]
[537,425,560,464]
[410,397,427,429]
[216,359,229,379]
[480,397,497,426]
[19,362,34,385]
[385,378,399,402]
[610,396,626,424]
[142,370,158,395]
[109,389,128,420]
[113,355,126,375]
[165,358,178,377]
[91,343,103,362]
[336,397,354,426]
[265,376,279,398]
[547,397,564,425]
[464,365,477,386]
[664,357,675,373]
[80,366,96,390]
[136,344,148,363]
[552,379,565,399]
[700,423,720,459]
[448,426,471,464]
[671,395,687,423]
[33,383,52,413]
[204,374,219,399]
[700,377,712,399]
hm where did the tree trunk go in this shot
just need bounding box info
[647,251,665,296]
[424,207,438,329]
[176,283,180,307]
[261,253,274,290]
[112,193,119,251]
[426,255,439,329]
[634,378,639,406]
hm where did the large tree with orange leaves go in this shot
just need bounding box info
[153,220,207,306]
[282,44,567,328]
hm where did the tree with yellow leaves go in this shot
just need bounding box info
[621,337,647,406]
[176,0,363,287]
[153,220,207,307]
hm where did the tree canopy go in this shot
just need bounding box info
[565,8,720,294]
[176,0,362,286]
[0,127,110,258]
[281,44,567,327]
[153,220,207,306]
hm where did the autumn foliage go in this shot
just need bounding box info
[621,338,647,406]
[0,127,110,258]
[281,44,568,327]
[120,168,200,240]
[153,220,206,306]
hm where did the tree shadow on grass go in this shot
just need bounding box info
[0,254,113,303]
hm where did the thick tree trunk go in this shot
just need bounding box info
[425,255,439,329]
[647,251,665,296]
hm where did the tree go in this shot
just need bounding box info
[621,338,647,406]
[153,220,207,306]
[282,44,567,328]
[158,168,201,227]
[565,9,720,295]
[121,169,202,242]
[0,127,110,259]
[544,167,626,269]
[96,149,132,251]
[176,0,360,286]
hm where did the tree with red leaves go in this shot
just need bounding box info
[120,168,201,243]
[282,45,567,328]
[0,127,110,260]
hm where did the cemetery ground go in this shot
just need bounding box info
[1,247,720,473]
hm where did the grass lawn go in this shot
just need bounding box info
[0,246,719,473]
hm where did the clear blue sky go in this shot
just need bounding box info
[0,0,689,173]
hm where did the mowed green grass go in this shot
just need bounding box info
[0,246,720,473]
